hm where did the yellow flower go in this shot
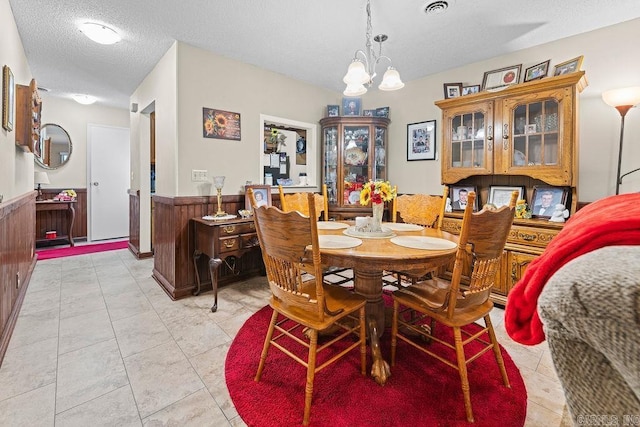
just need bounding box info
[359,180,396,205]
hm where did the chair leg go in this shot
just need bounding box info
[303,329,318,426]
[359,307,367,376]
[485,315,511,388]
[453,327,474,423]
[391,299,399,366]
[255,309,278,382]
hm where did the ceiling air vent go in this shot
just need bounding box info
[424,1,450,15]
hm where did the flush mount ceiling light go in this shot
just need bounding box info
[79,22,121,45]
[342,0,404,96]
[72,94,97,105]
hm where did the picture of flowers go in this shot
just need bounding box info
[203,108,241,140]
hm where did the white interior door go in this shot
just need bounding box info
[88,124,130,241]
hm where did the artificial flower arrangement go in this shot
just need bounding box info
[514,199,532,219]
[359,180,396,205]
[54,189,77,201]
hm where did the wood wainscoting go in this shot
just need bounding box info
[151,193,275,300]
[0,191,37,367]
[36,188,87,243]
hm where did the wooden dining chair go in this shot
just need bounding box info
[390,190,517,423]
[278,184,329,221]
[248,189,367,426]
[389,186,449,286]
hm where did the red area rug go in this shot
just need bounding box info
[36,240,129,260]
[226,304,527,427]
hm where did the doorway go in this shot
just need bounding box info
[87,124,131,241]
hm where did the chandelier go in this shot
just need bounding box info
[343,0,404,96]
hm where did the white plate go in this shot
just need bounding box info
[348,190,361,204]
[382,222,424,232]
[390,236,457,250]
[317,235,363,249]
[203,214,237,221]
[316,221,349,230]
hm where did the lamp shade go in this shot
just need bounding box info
[602,86,640,108]
[34,171,50,185]
[213,175,225,189]
[378,67,405,91]
[343,60,370,85]
[343,83,367,97]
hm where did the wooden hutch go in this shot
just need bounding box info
[435,71,587,305]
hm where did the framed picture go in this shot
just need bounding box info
[553,55,584,76]
[363,109,375,117]
[327,105,339,117]
[375,107,389,118]
[462,85,480,96]
[443,82,463,99]
[245,185,272,211]
[525,124,537,134]
[407,120,436,161]
[202,108,241,140]
[450,186,478,212]
[524,60,550,82]
[2,65,15,131]
[481,64,522,91]
[488,185,525,208]
[531,186,569,218]
[342,97,361,116]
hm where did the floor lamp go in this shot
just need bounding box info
[602,86,640,195]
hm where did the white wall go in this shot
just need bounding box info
[38,94,129,189]
[0,0,34,202]
[366,18,640,202]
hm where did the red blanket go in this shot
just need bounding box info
[505,193,640,345]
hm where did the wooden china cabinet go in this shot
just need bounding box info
[320,116,390,219]
[435,71,587,305]
[15,79,42,153]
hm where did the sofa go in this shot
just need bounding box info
[538,246,640,425]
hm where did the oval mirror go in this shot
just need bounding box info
[34,123,72,169]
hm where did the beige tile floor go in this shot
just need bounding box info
[0,249,572,426]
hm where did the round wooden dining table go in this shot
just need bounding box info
[317,221,458,385]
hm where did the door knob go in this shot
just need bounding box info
[92,182,99,186]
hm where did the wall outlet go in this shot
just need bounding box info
[191,169,208,182]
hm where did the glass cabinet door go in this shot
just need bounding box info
[342,126,369,206]
[511,99,559,168]
[374,126,387,181]
[323,126,338,203]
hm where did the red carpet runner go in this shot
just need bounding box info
[226,305,527,427]
[36,240,129,260]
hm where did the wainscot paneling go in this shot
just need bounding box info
[0,191,37,367]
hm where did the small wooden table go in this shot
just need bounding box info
[36,200,76,247]
[318,222,458,385]
[191,217,261,312]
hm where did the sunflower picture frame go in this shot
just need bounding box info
[203,108,241,140]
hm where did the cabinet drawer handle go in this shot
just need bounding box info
[223,239,236,248]
[487,125,493,141]
[223,225,236,234]
[248,222,255,229]
[520,233,536,241]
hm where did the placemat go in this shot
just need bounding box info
[318,235,363,249]
[382,223,425,232]
[390,236,457,250]
[316,221,349,230]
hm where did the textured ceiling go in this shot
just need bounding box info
[9,0,640,109]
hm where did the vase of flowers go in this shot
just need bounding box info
[360,180,396,232]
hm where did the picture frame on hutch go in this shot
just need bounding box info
[488,185,525,208]
[443,82,463,99]
[2,65,15,131]
[327,105,339,117]
[462,85,480,96]
[553,55,584,76]
[481,64,522,91]
[450,185,478,212]
[524,60,550,82]
[342,97,361,116]
[245,185,272,211]
[531,186,569,218]
[407,120,436,161]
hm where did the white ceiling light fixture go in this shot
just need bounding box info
[72,94,97,105]
[79,22,121,45]
[343,0,404,96]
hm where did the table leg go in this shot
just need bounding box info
[192,250,202,296]
[67,203,76,247]
[353,268,391,385]
[209,258,222,312]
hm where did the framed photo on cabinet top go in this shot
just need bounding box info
[462,85,480,96]
[524,60,550,82]
[443,82,463,99]
[2,65,15,131]
[450,186,478,212]
[245,185,272,212]
[342,97,361,116]
[481,64,522,91]
[531,186,568,218]
[327,105,339,117]
[488,185,524,208]
[407,120,436,161]
[553,55,583,76]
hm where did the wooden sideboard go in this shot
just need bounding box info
[191,217,262,312]
[35,200,76,247]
